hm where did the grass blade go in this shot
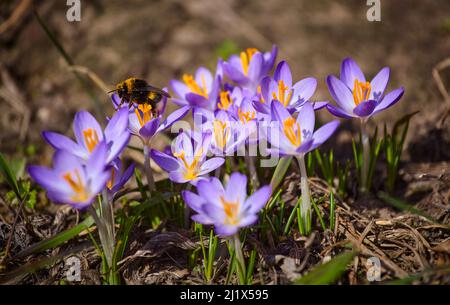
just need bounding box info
[294,250,357,285]
[0,153,21,199]
[270,157,292,191]
[13,216,95,260]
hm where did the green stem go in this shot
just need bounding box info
[232,233,246,284]
[143,145,156,193]
[296,154,311,235]
[360,119,370,193]
[245,149,259,190]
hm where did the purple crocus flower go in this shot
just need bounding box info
[222,45,277,93]
[150,131,224,185]
[43,109,130,164]
[28,142,110,210]
[267,101,340,156]
[193,108,247,156]
[326,57,404,119]
[182,172,271,237]
[170,66,221,110]
[112,91,190,146]
[253,61,327,114]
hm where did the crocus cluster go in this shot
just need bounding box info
[28,108,133,269]
[27,44,404,282]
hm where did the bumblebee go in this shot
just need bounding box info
[109,78,170,113]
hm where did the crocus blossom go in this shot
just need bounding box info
[43,108,130,164]
[28,142,110,210]
[170,66,221,110]
[253,61,327,114]
[112,91,190,146]
[267,101,340,156]
[193,108,247,156]
[326,57,404,119]
[222,45,277,93]
[150,131,224,185]
[182,172,271,237]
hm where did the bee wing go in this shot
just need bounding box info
[131,85,171,98]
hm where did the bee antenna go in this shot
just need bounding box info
[107,89,118,94]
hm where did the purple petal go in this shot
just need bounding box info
[222,61,248,85]
[42,131,85,158]
[326,104,355,119]
[271,100,291,124]
[168,171,189,184]
[310,120,340,151]
[198,157,225,176]
[237,215,259,228]
[104,107,129,140]
[247,52,263,83]
[215,224,238,237]
[312,101,328,110]
[274,61,292,88]
[28,166,68,194]
[185,93,210,108]
[87,141,108,175]
[150,150,180,172]
[370,67,390,101]
[353,100,377,117]
[340,57,365,89]
[196,178,223,207]
[195,67,213,91]
[73,111,104,148]
[158,106,190,132]
[372,87,405,115]
[182,190,207,213]
[191,213,214,225]
[170,80,190,98]
[225,172,248,204]
[297,101,315,137]
[139,117,160,140]
[107,132,130,162]
[262,45,278,75]
[295,138,314,154]
[88,171,110,198]
[293,77,317,103]
[326,75,355,113]
[243,185,271,214]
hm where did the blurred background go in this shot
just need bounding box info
[0,0,449,164]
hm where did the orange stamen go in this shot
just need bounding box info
[182,74,208,98]
[82,128,99,153]
[240,48,258,76]
[238,108,255,124]
[63,169,89,202]
[217,91,233,110]
[220,196,239,225]
[352,79,371,106]
[272,80,292,107]
[283,117,301,147]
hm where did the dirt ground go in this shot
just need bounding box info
[0,0,449,285]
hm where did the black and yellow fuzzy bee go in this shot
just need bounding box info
[109,78,170,113]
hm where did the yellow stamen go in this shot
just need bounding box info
[220,196,239,225]
[352,79,371,106]
[240,48,258,76]
[182,74,208,98]
[173,149,203,180]
[217,91,233,110]
[134,104,153,127]
[106,167,115,190]
[257,85,265,103]
[63,169,89,202]
[238,108,255,124]
[213,120,230,149]
[283,117,301,147]
[272,79,293,107]
[82,128,99,153]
